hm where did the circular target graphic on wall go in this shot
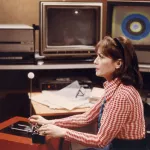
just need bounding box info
[121,14,150,40]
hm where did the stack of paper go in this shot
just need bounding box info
[30,81,105,110]
[31,81,92,110]
[89,87,105,103]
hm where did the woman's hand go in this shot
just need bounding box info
[38,124,68,138]
[29,115,54,125]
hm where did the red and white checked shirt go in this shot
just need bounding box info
[54,78,145,148]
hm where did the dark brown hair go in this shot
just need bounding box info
[95,36,143,90]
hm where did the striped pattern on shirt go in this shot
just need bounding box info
[54,78,145,148]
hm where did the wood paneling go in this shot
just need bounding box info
[0,0,39,25]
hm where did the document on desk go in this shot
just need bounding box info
[89,87,105,103]
[31,81,93,110]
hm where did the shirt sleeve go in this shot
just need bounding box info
[64,94,131,148]
[53,97,104,128]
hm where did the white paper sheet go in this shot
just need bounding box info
[89,87,105,103]
[31,81,92,110]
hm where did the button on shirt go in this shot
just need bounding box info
[53,78,145,148]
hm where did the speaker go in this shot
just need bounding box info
[112,6,150,45]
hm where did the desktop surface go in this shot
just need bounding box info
[31,92,90,117]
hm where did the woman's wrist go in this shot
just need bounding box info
[47,119,56,124]
[61,128,68,137]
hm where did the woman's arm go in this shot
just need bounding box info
[62,94,131,147]
[53,98,103,128]
[29,97,103,128]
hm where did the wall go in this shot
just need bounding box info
[0,0,102,25]
[0,0,38,25]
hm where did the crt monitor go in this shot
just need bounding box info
[39,1,106,61]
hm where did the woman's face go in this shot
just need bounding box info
[94,49,118,81]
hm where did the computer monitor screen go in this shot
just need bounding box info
[47,8,97,46]
[39,1,106,59]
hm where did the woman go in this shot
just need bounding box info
[29,36,146,150]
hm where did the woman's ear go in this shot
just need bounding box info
[115,59,122,69]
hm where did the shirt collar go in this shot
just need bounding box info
[103,78,121,101]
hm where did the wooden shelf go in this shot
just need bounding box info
[0,63,94,70]
[0,63,149,72]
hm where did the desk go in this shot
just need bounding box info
[32,100,90,117]
[31,92,90,117]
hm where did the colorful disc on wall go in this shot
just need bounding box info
[121,14,150,40]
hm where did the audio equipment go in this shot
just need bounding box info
[39,77,92,91]
[0,24,35,64]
